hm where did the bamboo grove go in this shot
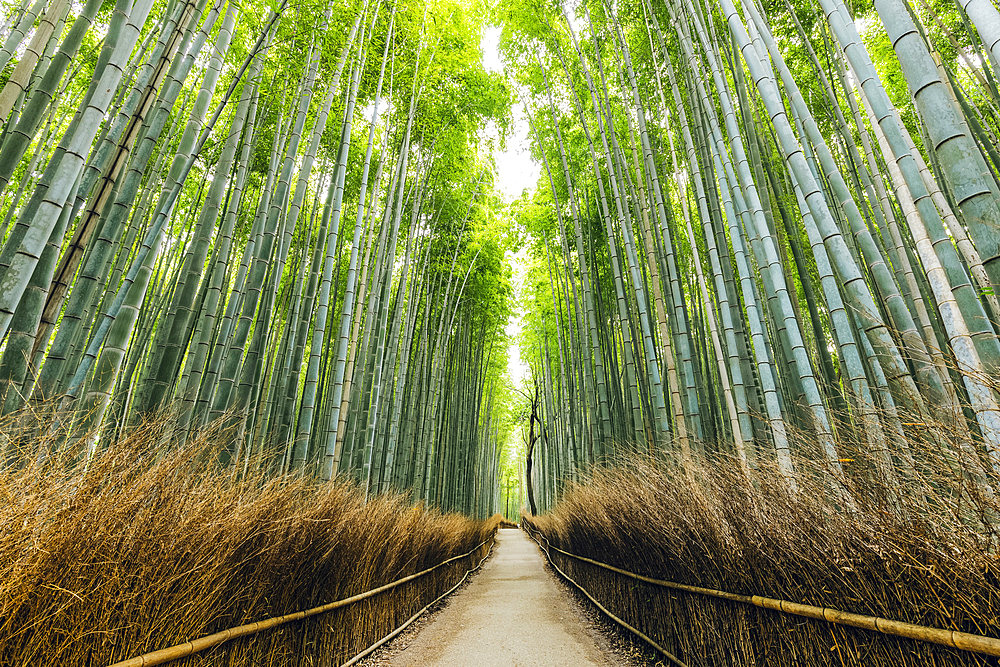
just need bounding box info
[0,0,518,517]
[506,0,1000,511]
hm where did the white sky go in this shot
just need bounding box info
[481,25,537,391]
[481,27,540,202]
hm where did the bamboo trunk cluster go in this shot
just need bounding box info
[508,0,1000,512]
[0,0,513,517]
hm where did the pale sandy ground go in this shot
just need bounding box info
[370,527,641,666]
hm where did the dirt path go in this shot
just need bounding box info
[385,527,620,666]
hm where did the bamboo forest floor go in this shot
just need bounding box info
[362,528,645,666]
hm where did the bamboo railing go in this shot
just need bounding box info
[108,533,496,667]
[523,523,1000,659]
[340,537,497,666]
[524,525,689,666]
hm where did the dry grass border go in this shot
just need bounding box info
[0,417,498,666]
[525,452,1000,666]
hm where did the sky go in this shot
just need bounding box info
[481,26,538,392]
[480,27,540,202]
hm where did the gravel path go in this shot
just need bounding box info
[365,527,647,666]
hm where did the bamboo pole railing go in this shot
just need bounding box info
[523,523,1000,659]
[108,533,496,667]
[340,536,497,666]
[524,525,689,666]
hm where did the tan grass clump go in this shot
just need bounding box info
[527,449,1000,666]
[0,416,497,666]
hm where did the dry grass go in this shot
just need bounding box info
[0,416,497,666]
[526,444,1000,666]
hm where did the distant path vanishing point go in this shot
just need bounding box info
[387,527,620,666]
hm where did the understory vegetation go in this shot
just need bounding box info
[0,418,498,666]
[526,427,1000,666]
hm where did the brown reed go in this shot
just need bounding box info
[0,415,497,666]
[525,441,1000,666]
